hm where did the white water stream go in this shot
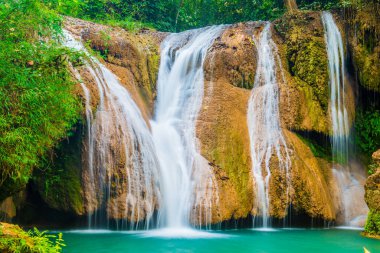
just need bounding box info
[247,22,290,228]
[151,26,225,230]
[322,11,368,227]
[64,31,161,230]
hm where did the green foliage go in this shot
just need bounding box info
[175,0,285,31]
[45,0,373,32]
[298,0,340,10]
[31,0,378,33]
[100,18,155,33]
[0,0,81,200]
[47,0,176,31]
[42,0,83,17]
[0,223,65,253]
[297,0,371,10]
[296,133,332,161]
[364,210,380,236]
[355,109,380,156]
[44,0,285,32]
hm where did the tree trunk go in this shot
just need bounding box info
[284,0,298,13]
[175,0,184,32]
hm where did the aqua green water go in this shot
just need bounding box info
[61,228,379,253]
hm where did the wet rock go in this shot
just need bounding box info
[363,152,380,238]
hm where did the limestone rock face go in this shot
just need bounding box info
[22,13,366,226]
[198,23,257,222]
[29,18,165,220]
[284,131,335,220]
[274,12,330,133]
[365,169,380,213]
[65,17,165,119]
[198,20,337,223]
[275,11,356,134]
[363,150,380,238]
[372,150,380,164]
[0,198,16,222]
[338,2,380,92]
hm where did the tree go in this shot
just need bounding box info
[284,0,298,12]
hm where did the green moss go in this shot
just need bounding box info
[344,0,380,92]
[99,30,112,59]
[32,125,84,215]
[0,223,65,253]
[286,25,329,111]
[352,44,380,92]
[296,78,328,131]
[232,70,255,90]
[139,46,160,106]
[296,133,332,161]
[276,12,330,134]
[364,210,380,236]
[211,127,252,214]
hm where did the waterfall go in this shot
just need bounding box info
[70,66,95,227]
[322,12,350,163]
[322,11,368,227]
[151,26,225,229]
[247,22,290,228]
[63,31,161,230]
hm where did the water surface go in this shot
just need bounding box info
[61,228,379,253]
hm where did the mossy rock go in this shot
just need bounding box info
[274,11,330,134]
[351,38,380,92]
[78,21,163,114]
[363,158,380,239]
[33,124,84,215]
[363,210,380,239]
[339,1,380,92]
[287,38,328,110]
[204,23,258,90]
[0,179,28,204]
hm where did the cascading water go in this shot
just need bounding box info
[69,65,95,227]
[322,12,350,163]
[151,26,225,230]
[247,22,290,228]
[322,11,368,227]
[64,31,161,230]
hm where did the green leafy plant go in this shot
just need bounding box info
[0,0,81,200]
[42,0,285,32]
[355,109,380,155]
[0,223,65,253]
[296,133,332,161]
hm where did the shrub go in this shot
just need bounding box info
[0,223,65,253]
[0,0,81,200]
[355,109,380,156]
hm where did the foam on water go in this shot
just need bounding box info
[62,229,117,234]
[334,226,364,231]
[250,228,279,232]
[141,228,229,239]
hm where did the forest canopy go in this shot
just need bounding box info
[42,0,343,32]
